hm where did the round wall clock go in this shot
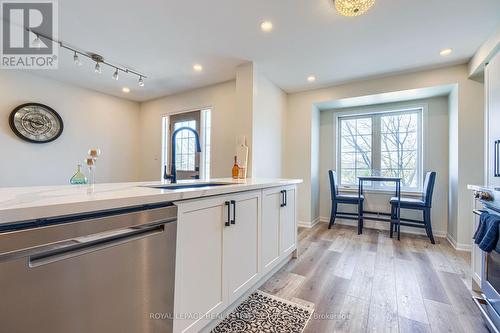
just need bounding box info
[9,103,64,143]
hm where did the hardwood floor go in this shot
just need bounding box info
[259,223,488,333]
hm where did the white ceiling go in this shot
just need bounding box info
[23,0,500,102]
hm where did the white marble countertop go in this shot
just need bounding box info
[0,178,302,224]
[468,184,500,192]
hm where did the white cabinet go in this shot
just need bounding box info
[281,187,297,256]
[224,192,261,304]
[486,51,500,186]
[472,197,483,290]
[173,185,297,333]
[261,188,282,273]
[173,195,227,333]
[173,190,261,333]
[261,186,297,274]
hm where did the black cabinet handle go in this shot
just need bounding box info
[280,190,286,207]
[495,140,500,177]
[224,201,231,227]
[284,190,287,207]
[230,200,236,224]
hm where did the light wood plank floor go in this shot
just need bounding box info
[259,223,488,333]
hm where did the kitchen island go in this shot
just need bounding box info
[0,178,301,333]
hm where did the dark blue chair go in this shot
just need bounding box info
[389,171,437,244]
[328,170,364,233]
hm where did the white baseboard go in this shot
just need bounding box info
[446,233,472,252]
[298,217,320,228]
[318,216,447,238]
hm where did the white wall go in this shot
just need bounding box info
[448,87,459,241]
[0,71,141,187]
[319,97,450,236]
[285,64,484,247]
[235,63,255,177]
[139,81,237,180]
[469,25,500,78]
[252,69,287,178]
[311,106,321,222]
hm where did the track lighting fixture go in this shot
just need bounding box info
[32,34,42,48]
[24,28,147,86]
[73,51,81,66]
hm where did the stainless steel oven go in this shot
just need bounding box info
[0,204,177,333]
[473,192,500,333]
[476,246,500,333]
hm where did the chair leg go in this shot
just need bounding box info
[424,208,435,244]
[328,202,337,229]
[390,205,394,238]
[360,201,364,230]
[357,201,363,235]
[397,205,401,241]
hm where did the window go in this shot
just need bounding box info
[200,109,211,179]
[338,108,422,191]
[162,108,211,179]
[174,120,197,171]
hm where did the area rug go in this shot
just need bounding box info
[211,290,313,333]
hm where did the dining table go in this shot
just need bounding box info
[357,176,402,240]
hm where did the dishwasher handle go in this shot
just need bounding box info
[26,222,168,268]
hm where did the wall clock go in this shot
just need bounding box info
[9,103,64,143]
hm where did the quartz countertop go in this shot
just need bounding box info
[0,178,302,224]
[468,184,500,192]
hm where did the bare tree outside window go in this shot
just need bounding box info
[380,113,419,188]
[338,109,422,190]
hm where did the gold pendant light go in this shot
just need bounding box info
[334,0,375,17]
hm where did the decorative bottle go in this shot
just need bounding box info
[70,164,88,185]
[236,136,249,179]
[232,156,240,179]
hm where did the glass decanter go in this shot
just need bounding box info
[70,164,88,185]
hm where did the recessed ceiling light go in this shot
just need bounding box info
[122,87,130,93]
[440,48,453,56]
[193,64,203,72]
[307,75,316,82]
[260,21,273,32]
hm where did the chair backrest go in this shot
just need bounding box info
[329,170,338,201]
[422,171,437,207]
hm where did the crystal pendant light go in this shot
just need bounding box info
[334,0,375,17]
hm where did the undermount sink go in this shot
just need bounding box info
[146,182,233,190]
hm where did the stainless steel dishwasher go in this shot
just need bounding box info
[0,204,177,333]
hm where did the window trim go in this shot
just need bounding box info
[335,105,425,192]
[161,107,212,180]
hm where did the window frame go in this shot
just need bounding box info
[336,106,424,192]
[161,107,212,180]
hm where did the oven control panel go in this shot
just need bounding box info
[475,191,494,201]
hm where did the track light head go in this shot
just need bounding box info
[112,68,119,80]
[94,62,102,74]
[32,34,42,48]
[73,52,82,66]
[138,76,144,87]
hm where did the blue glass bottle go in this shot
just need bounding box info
[70,164,88,185]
